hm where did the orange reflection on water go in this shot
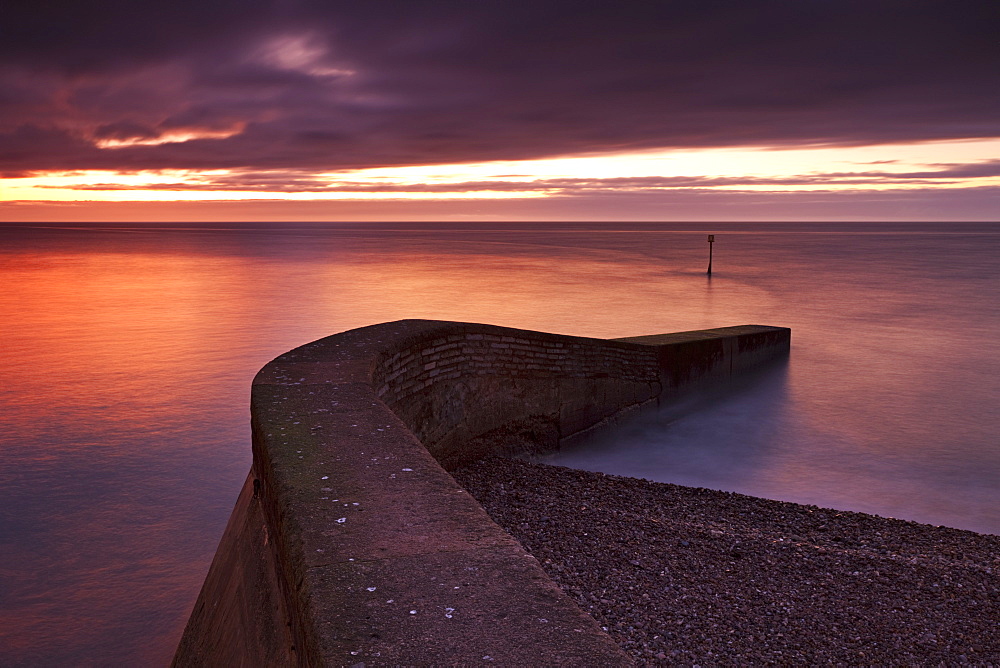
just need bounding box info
[3,251,257,432]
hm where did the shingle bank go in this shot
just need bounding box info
[173,319,790,666]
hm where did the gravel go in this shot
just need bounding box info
[452,456,999,666]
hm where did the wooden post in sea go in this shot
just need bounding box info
[707,234,715,275]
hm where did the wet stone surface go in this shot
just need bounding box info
[453,456,1000,666]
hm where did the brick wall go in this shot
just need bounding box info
[370,323,663,468]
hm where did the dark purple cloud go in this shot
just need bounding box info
[2,1,998,175]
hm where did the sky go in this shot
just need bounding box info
[1,0,998,222]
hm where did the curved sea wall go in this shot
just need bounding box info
[173,320,790,666]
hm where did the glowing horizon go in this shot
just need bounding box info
[3,137,999,207]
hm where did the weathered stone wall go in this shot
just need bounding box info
[172,471,305,665]
[173,320,789,667]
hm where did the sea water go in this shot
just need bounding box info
[1,221,997,665]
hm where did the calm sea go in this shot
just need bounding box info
[1,221,998,666]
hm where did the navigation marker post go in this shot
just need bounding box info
[707,234,715,275]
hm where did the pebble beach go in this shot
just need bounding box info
[453,456,999,666]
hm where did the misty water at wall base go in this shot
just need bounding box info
[1,221,998,666]
[542,359,998,535]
